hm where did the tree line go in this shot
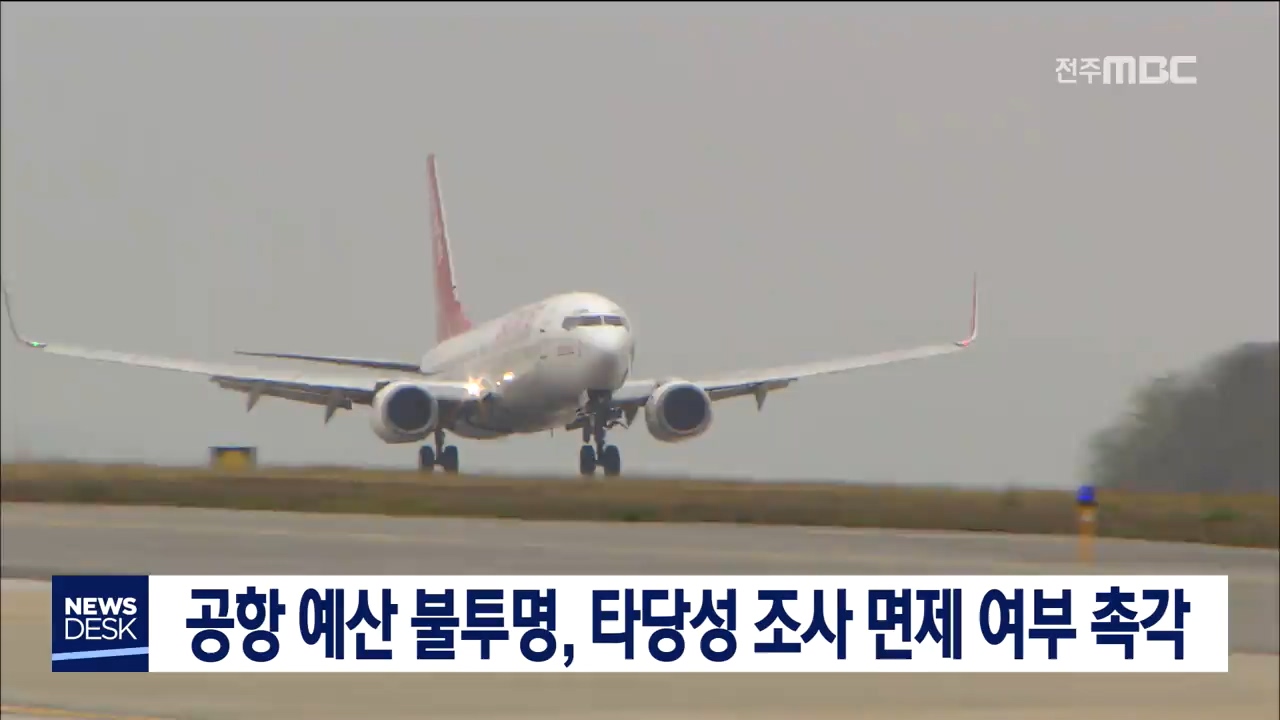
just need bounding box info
[1088,340,1279,495]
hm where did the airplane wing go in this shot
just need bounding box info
[1,284,477,422]
[606,273,979,415]
[232,350,426,374]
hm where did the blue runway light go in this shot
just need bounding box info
[1076,485,1097,507]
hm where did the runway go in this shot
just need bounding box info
[2,502,1278,719]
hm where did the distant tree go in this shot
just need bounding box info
[1088,341,1279,495]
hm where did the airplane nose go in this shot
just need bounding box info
[581,329,632,389]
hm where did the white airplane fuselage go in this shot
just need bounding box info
[415,291,634,440]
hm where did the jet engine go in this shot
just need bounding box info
[644,380,713,442]
[370,381,440,444]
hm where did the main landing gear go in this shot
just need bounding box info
[578,390,623,477]
[419,430,459,473]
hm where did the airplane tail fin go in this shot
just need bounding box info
[427,154,473,344]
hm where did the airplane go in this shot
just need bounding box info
[1,154,979,477]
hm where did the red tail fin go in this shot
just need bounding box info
[427,154,473,344]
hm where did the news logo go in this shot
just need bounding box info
[52,575,150,672]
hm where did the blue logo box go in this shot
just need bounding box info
[51,575,150,672]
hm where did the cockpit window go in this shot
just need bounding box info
[562,314,629,330]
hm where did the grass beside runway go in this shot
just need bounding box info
[1,463,1276,549]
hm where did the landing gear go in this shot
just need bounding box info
[600,444,621,476]
[439,445,459,473]
[419,430,460,473]
[578,395,623,477]
[578,443,621,476]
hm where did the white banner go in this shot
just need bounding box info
[52,575,1229,673]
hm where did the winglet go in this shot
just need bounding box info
[954,272,978,348]
[0,281,46,349]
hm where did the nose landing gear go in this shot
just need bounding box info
[577,393,624,477]
[579,432,621,477]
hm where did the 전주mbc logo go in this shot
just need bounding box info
[1056,56,1197,85]
[52,575,150,672]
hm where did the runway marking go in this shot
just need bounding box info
[0,705,174,720]
[4,509,1276,582]
[799,524,1280,555]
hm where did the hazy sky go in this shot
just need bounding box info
[2,2,1277,488]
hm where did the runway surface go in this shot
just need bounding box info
[2,502,1278,719]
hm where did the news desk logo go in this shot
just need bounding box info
[52,575,150,672]
[1056,56,1197,85]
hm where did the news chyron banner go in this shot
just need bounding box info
[53,575,1229,673]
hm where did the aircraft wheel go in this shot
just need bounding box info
[600,445,621,477]
[579,445,597,476]
[418,446,436,472]
[440,445,460,474]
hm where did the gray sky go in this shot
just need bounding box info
[2,2,1277,488]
